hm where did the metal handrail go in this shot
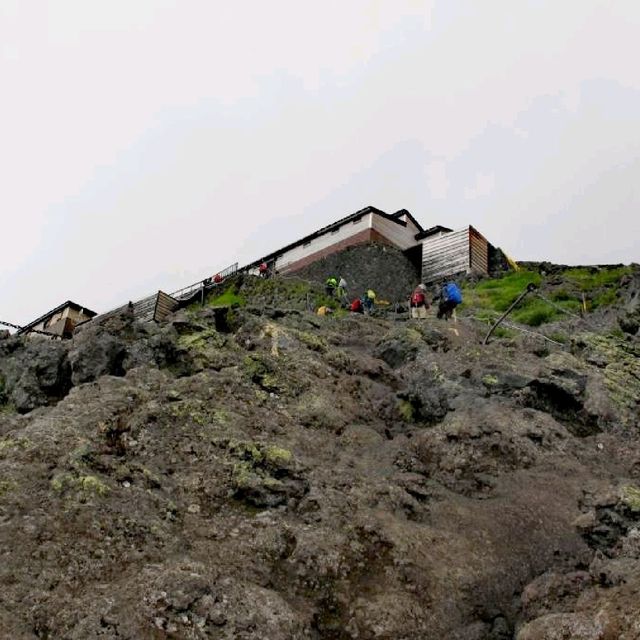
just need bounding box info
[170,262,239,300]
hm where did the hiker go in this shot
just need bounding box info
[316,305,333,316]
[213,273,223,284]
[325,276,338,298]
[363,288,376,314]
[258,262,269,278]
[337,276,348,302]
[350,297,364,314]
[410,283,429,319]
[436,282,463,320]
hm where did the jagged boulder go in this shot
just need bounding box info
[1,340,71,413]
[617,265,640,335]
[374,325,449,369]
[68,329,127,384]
[515,352,601,436]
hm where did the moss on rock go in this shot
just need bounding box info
[51,473,110,497]
[621,485,640,513]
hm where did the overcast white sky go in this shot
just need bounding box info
[1,0,639,325]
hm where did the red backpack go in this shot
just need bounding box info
[411,291,425,306]
[350,298,363,312]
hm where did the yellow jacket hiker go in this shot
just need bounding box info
[364,289,376,313]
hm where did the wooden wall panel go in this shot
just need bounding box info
[469,226,489,274]
[154,291,179,322]
[370,215,421,250]
[421,228,470,282]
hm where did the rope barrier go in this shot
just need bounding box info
[534,291,584,321]
[499,320,566,347]
[465,315,566,348]
[0,320,58,338]
[0,319,23,331]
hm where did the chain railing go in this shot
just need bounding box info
[0,319,59,338]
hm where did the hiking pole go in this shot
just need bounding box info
[483,283,538,345]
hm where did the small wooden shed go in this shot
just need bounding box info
[419,225,489,283]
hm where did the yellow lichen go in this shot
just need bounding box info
[398,399,415,422]
[51,473,110,497]
[621,485,640,513]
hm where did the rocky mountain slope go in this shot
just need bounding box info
[0,265,639,639]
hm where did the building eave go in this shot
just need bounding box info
[244,205,426,270]
[18,300,97,334]
[415,225,453,240]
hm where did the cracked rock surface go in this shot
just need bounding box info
[1,273,639,639]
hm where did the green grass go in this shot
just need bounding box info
[462,265,631,326]
[563,266,631,290]
[207,287,246,307]
[463,271,542,313]
[462,270,582,327]
[462,271,544,325]
[563,266,630,310]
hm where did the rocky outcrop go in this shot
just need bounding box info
[0,338,71,413]
[1,273,639,638]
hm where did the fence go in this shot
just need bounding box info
[169,262,239,301]
[91,261,241,326]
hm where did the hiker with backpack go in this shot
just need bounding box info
[363,288,376,314]
[325,276,338,298]
[350,297,364,314]
[436,282,463,320]
[337,276,348,303]
[409,283,429,319]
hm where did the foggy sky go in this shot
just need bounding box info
[1,0,639,325]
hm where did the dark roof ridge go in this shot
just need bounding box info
[245,205,382,268]
[415,225,453,240]
[389,209,425,233]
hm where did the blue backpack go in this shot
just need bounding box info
[444,283,463,305]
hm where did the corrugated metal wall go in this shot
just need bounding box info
[421,228,470,283]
